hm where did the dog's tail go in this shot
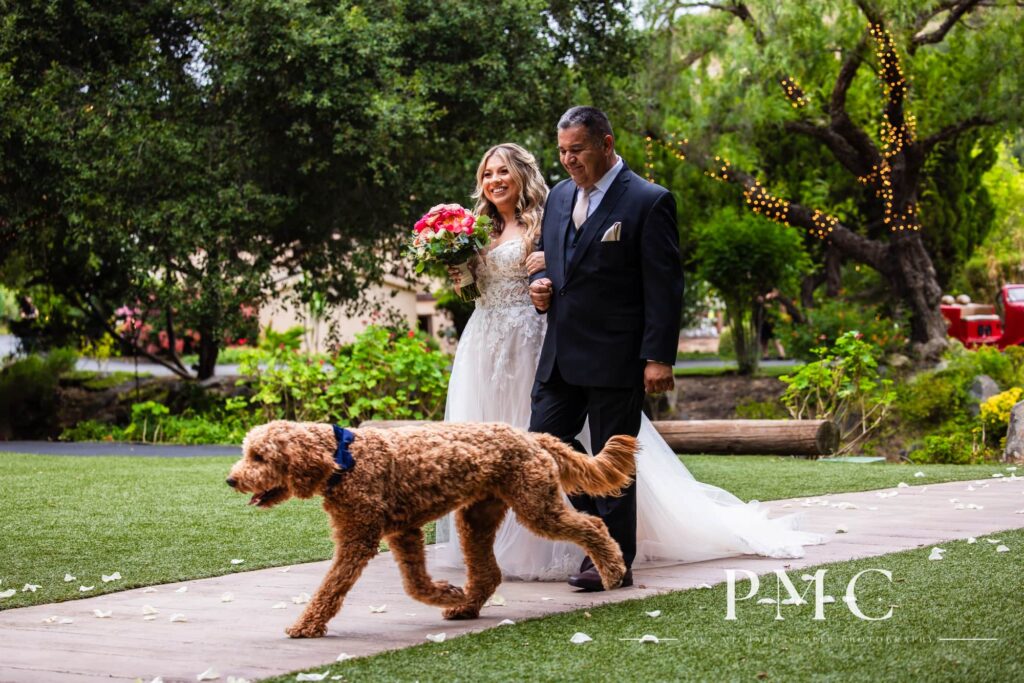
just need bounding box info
[531,432,637,497]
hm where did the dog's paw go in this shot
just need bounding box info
[434,581,466,601]
[285,621,328,638]
[442,604,481,620]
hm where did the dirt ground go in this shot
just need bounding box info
[649,375,786,421]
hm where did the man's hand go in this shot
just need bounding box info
[644,361,674,394]
[529,278,553,312]
[525,251,546,276]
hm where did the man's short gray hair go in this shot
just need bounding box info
[557,106,613,144]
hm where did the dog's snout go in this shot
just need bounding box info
[226,477,238,488]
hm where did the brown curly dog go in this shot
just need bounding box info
[226,420,636,638]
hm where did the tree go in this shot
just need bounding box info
[0,0,638,377]
[694,206,810,373]
[638,0,1024,359]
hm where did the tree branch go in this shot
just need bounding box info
[676,1,765,44]
[910,0,984,54]
[921,114,996,153]
[783,120,873,177]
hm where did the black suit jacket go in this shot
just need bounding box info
[535,162,683,388]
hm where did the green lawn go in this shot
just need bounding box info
[673,364,797,378]
[269,529,1024,683]
[0,453,1013,612]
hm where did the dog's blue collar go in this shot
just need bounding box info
[326,425,355,493]
[331,424,356,471]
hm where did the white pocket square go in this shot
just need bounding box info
[601,222,622,242]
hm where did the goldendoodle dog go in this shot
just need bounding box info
[227,420,636,638]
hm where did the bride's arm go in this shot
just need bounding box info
[525,251,545,276]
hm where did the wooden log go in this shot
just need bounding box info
[652,419,838,456]
[359,419,839,456]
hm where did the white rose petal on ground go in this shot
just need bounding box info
[757,598,776,605]
[292,593,310,605]
[914,471,926,478]
[175,586,188,593]
[230,559,245,565]
[227,677,252,683]
[42,616,58,624]
[58,617,74,625]
[996,545,1009,553]
[1015,509,1024,514]
[271,602,287,609]
[985,538,1002,544]
[541,597,553,601]
[966,504,983,510]
[781,503,792,508]
[835,524,849,534]
[0,589,15,599]
[897,482,909,488]
[336,653,354,662]
[279,567,292,573]
[142,605,159,615]
[485,594,506,607]
[64,574,75,582]
[142,587,158,593]
[1008,466,1018,471]
[992,473,1004,478]
[79,586,94,592]
[570,632,593,644]
[425,633,446,643]
[498,619,516,626]
[867,506,879,511]
[196,668,220,681]
[22,583,40,592]
[697,583,713,589]
[295,672,329,682]
[831,502,858,510]
[369,604,387,613]
[92,610,112,618]
[101,572,121,583]
[221,593,234,603]
[966,485,975,491]
[967,537,977,544]
[949,498,960,504]
[639,634,660,644]
[928,548,945,561]
[645,610,662,618]
[150,677,164,683]
[169,613,188,623]
[822,596,836,604]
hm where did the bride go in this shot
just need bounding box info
[435,142,823,580]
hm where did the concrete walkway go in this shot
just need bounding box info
[1,476,1022,682]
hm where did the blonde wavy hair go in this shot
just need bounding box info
[472,143,548,259]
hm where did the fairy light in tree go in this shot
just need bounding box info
[742,181,791,226]
[643,136,656,182]
[779,76,809,108]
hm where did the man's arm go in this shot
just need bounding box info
[639,190,684,365]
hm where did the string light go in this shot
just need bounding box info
[779,76,809,108]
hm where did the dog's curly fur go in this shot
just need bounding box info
[227,420,636,638]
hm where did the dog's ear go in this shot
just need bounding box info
[282,434,336,499]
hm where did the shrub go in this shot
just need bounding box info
[779,298,908,362]
[0,348,79,438]
[980,387,1023,448]
[242,325,450,423]
[717,327,735,359]
[61,401,253,445]
[910,432,980,465]
[779,332,895,455]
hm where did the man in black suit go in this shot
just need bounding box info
[529,106,683,591]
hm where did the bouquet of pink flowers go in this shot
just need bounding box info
[408,203,492,301]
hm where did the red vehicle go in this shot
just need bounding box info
[940,285,1024,349]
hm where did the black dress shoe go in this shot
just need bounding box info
[567,567,633,592]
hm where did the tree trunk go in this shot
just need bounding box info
[196,334,220,380]
[882,233,948,360]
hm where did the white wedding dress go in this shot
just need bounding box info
[435,237,824,580]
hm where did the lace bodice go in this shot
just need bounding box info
[476,238,532,309]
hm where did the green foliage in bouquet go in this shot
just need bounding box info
[779,332,895,455]
[242,325,450,423]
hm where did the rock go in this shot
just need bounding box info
[968,375,1000,416]
[1004,400,1024,463]
[886,353,911,370]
